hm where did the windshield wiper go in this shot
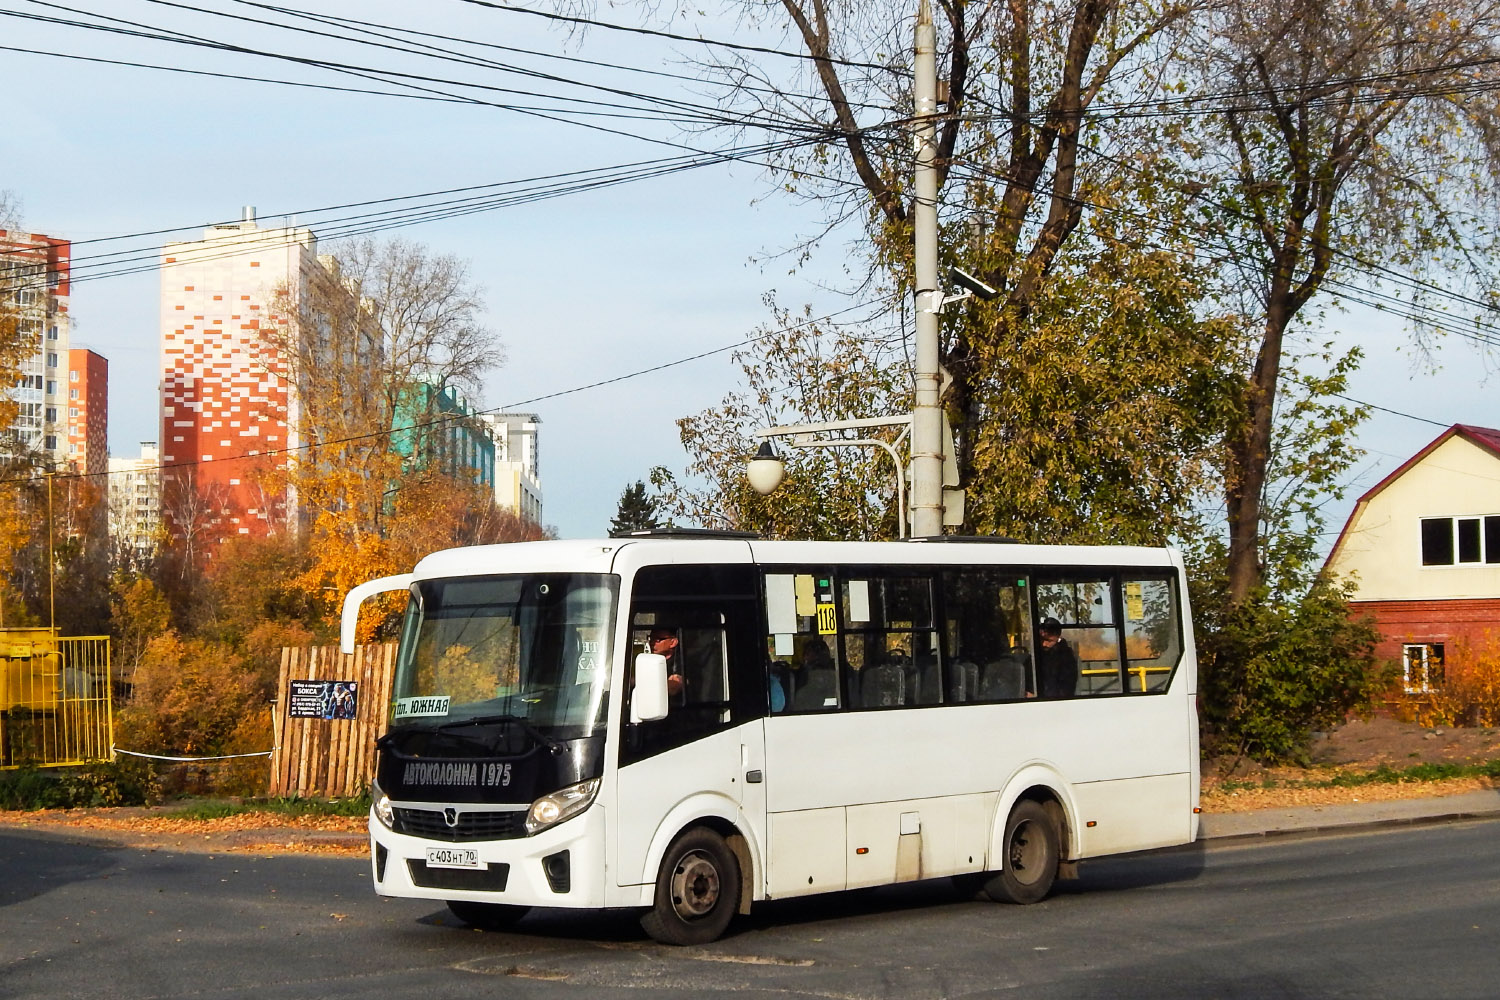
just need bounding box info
[432,713,564,754]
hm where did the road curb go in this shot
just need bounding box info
[1197,788,1500,844]
[1200,809,1500,846]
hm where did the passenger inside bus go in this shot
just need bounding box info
[768,659,790,712]
[1035,617,1079,698]
[792,637,837,711]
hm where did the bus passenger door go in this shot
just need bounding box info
[737,718,768,892]
[613,564,767,891]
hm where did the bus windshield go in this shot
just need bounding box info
[391,573,617,746]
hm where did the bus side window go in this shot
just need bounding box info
[1121,574,1182,692]
[764,570,843,712]
[1034,577,1122,696]
[621,564,760,765]
[841,574,939,708]
[940,569,1032,702]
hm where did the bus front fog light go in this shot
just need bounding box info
[372,781,395,829]
[542,850,571,893]
[526,778,600,835]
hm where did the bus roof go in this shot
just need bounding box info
[410,536,1182,581]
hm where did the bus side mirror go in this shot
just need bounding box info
[631,653,670,723]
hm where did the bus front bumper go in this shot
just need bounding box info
[369,805,608,909]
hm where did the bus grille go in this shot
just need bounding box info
[406,860,510,892]
[393,807,527,842]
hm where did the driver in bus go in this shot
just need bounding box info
[648,628,686,698]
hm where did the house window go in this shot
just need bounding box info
[69,370,79,382]
[1421,516,1500,565]
[1403,643,1445,693]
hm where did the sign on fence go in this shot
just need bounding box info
[287,680,359,720]
[269,643,394,798]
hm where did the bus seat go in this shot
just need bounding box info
[948,660,980,702]
[862,662,905,707]
[981,657,1025,700]
[912,653,941,704]
[793,667,837,711]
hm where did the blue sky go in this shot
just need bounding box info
[1,1,1492,543]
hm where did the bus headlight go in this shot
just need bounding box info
[526,778,600,835]
[372,781,395,829]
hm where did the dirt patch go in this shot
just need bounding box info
[1203,716,1500,812]
[0,806,368,856]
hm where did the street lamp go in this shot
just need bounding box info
[745,441,786,496]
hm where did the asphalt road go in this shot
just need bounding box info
[2,819,1497,999]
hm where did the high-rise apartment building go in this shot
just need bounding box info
[66,348,108,476]
[1,229,71,466]
[393,383,496,488]
[108,441,162,563]
[159,207,369,547]
[478,412,543,526]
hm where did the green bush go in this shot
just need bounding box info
[1197,578,1393,764]
[0,759,159,810]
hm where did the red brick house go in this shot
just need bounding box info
[1324,424,1500,693]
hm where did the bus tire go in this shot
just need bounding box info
[445,899,530,930]
[984,800,1059,905]
[641,826,741,945]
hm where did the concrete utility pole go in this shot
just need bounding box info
[910,0,944,538]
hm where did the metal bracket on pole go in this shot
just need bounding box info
[754,418,914,538]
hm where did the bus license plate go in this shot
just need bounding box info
[426,847,482,870]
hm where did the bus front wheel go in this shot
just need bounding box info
[984,800,1059,905]
[445,899,530,930]
[641,827,741,945]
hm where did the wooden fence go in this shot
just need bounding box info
[269,643,396,798]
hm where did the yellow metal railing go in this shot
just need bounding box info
[1080,663,1175,693]
[0,630,113,768]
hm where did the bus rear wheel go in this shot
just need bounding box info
[445,899,530,930]
[984,800,1059,905]
[641,827,741,946]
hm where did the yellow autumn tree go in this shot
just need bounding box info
[260,237,511,637]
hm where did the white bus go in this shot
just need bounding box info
[341,531,1200,945]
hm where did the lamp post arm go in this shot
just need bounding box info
[784,437,907,539]
[754,415,912,439]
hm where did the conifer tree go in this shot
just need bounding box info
[610,481,662,535]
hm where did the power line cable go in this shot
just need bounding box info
[5,134,850,289]
[131,0,827,129]
[0,301,881,489]
[936,144,1500,350]
[0,40,474,103]
[2,2,853,150]
[1,2,909,193]
[5,2,799,129]
[452,0,898,74]
[234,0,894,114]
[1073,143,1500,321]
[0,150,750,259]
